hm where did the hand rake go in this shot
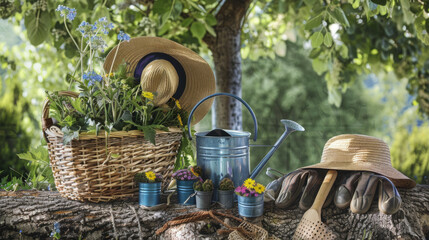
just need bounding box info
[292,170,338,240]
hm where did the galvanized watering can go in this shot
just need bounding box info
[187,93,305,200]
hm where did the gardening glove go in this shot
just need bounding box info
[274,169,333,210]
[334,171,401,215]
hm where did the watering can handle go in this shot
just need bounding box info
[187,93,258,141]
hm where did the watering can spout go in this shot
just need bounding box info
[249,119,305,179]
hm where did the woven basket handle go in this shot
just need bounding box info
[42,90,79,142]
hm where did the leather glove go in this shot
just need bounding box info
[268,169,401,215]
[335,171,401,214]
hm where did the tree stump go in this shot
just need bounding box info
[0,185,428,239]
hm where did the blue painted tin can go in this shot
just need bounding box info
[139,182,161,207]
[177,180,196,205]
[237,194,264,218]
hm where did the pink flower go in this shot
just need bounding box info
[254,193,259,197]
[181,177,184,180]
[245,193,249,197]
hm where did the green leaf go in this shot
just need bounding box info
[62,127,79,145]
[275,41,287,57]
[309,48,322,59]
[142,127,156,145]
[181,18,193,27]
[121,110,132,122]
[324,33,333,47]
[312,58,328,75]
[310,32,324,48]
[329,7,350,27]
[370,0,386,6]
[327,87,342,107]
[204,23,216,37]
[305,14,323,30]
[190,21,206,40]
[71,98,84,114]
[153,0,173,15]
[205,14,217,26]
[410,2,422,14]
[24,10,51,46]
[171,0,183,19]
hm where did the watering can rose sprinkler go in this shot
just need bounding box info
[187,93,305,201]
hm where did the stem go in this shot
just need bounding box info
[80,34,84,82]
[107,41,122,85]
[63,16,80,51]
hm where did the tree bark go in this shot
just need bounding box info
[1,185,428,239]
[204,0,251,130]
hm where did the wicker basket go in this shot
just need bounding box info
[42,91,183,202]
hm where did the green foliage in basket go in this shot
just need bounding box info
[219,177,234,191]
[46,5,188,145]
[194,179,213,192]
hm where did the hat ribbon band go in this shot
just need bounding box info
[134,52,186,99]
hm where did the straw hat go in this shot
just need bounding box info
[103,36,215,125]
[302,134,416,188]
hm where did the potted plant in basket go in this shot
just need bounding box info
[218,177,235,209]
[172,167,202,205]
[235,178,265,218]
[134,171,162,207]
[42,5,208,203]
[194,179,214,209]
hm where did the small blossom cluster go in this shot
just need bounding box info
[118,31,131,41]
[235,178,265,197]
[172,169,202,181]
[50,222,61,238]
[56,5,76,21]
[77,17,114,38]
[83,70,103,86]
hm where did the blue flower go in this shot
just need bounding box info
[19,230,22,234]
[54,222,60,233]
[98,17,107,22]
[56,5,76,21]
[67,8,76,21]
[84,71,103,86]
[118,31,130,41]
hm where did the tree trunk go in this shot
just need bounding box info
[204,0,251,130]
[1,185,428,239]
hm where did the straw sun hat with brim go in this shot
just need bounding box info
[103,36,215,125]
[301,134,416,189]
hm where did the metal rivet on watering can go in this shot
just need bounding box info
[187,93,304,201]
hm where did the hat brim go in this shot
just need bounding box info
[301,161,416,189]
[103,36,215,125]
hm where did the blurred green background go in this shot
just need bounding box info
[1,0,429,190]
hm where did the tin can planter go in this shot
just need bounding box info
[177,180,196,205]
[139,182,161,207]
[218,190,234,209]
[196,191,213,209]
[237,194,264,218]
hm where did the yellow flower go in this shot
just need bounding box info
[104,72,114,78]
[177,114,183,127]
[243,178,255,190]
[142,91,154,100]
[145,171,156,181]
[175,99,181,109]
[254,183,265,194]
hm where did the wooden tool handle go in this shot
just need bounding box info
[311,170,338,211]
